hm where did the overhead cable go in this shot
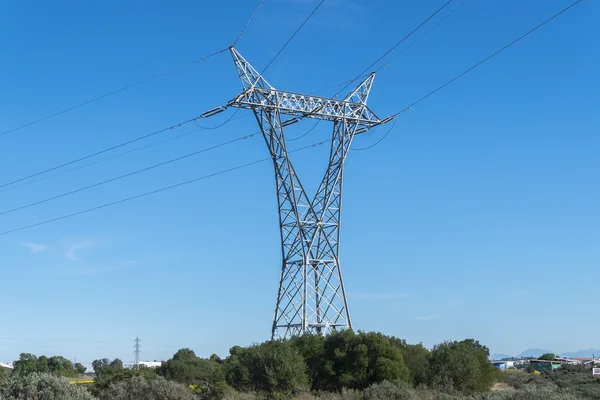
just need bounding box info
[233,0,266,46]
[0,116,204,190]
[0,0,270,139]
[311,0,470,96]
[332,0,455,98]
[391,0,585,119]
[0,48,228,138]
[0,132,260,217]
[0,127,204,194]
[261,0,326,74]
[0,140,330,237]
[378,0,472,72]
[355,0,585,151]
[351,118,398,151]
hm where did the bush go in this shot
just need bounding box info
[363,380,416,400]
[483,385,580,400]
[225,340,309,396]
[320,331,410,391]
[159,348,227,397]
[500,371,542,389]
[0,368,10,385]
[96,375,196,400]
[427,339,499,394]
[0,372,93,400]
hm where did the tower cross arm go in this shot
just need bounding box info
[227,89,382,125]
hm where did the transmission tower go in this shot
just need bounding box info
[133,337,141,369]
[227,47,387,339]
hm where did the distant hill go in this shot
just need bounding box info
[491,348,600,360]
[490,353,513,360]
[561,349,600,358]
[518,348,553,358]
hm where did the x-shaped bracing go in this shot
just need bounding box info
[227,47,384,339]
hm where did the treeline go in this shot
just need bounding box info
[1,330,500,399]
[12,353,86,377]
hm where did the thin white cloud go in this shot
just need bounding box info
[20,242,52,254]
[415,315,438,321]
[351,292,408,300]
[63,238,101,261]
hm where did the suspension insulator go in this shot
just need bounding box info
[200,106,227,118]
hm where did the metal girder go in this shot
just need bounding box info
[228,48,382,126]
[228,46,381,339]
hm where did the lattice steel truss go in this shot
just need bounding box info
[227,47,384,339]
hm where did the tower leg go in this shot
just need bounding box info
[262,115,358,339]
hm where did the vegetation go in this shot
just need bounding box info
[539,353,556,361]
[1,332,598,399]
[12,353,80,378]
[96,375,196,400]
[0,372,93,400]
[0,367,10,385]
[426,339,499,394]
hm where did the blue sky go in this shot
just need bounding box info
[0,0,597,366]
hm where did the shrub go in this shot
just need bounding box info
[0,368,10,385]
[500,371,542,389]
[363,380,416,400]
[427,339,499,394]
[0,372,93,400]
[225,340,309,397]
[96,375,195,400]
[483,385,580,400]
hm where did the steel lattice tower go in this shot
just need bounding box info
[227,47,386,339]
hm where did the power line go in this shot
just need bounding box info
[0,127,201,195]
[287,120,320,142]
[310,0,470,97]
[0,48,228,139]
[233,0,266,46]
[0,0,270,139]
[0,116,205,190]
[332,0,455,98]
[357,0,585,151]
[391,0,585,118]
[379,0,472,72]
[261,0,326,74]
[0,140,330,237]
[0,132,259,217]
[0,113,252,195]
[352,118,398,151]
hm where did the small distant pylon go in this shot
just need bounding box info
[133,337,141,370]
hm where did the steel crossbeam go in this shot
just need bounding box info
[227,47,383,339]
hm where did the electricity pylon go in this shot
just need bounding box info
[227,47,387,339]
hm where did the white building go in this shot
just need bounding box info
[0,362,13,369]
[137,361,162,368]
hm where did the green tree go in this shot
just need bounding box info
[225,340,309,397]
[90,357,139,395]
[427,338,499,394]
[321,331,410,391]
[36,355,50,374]
[290,333,326,391]
[92,358,110,375]
[539,353,556,361]
[74,363,86,375]
[159,348,227,396]
[12,353,38,375]
[47,356,77,377]
[0,372,93,400]
[389,338,430,387]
